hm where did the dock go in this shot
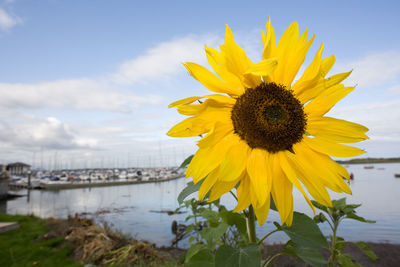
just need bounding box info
[9,175,183,191]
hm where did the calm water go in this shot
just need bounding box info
[3,163,400,246]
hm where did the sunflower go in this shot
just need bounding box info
[167,18,368,226]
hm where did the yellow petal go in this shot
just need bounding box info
[233,174,252,212]
[199,167,220,200]
[304,85,354,117]
[320,55,336,78]
[270,154,294,225]
[208,177,240,202]
[177,98,233,116]
[244,58,278,76]
[262,17,276,60]
[166,117,210,137]
[293,142,352,195]
[220,25,259,88]
[304,136,366,157]
[277,152,315,214]
[254,194,271,226]
[177,104,205,116]
[297,70,352,104]
[246,149,271,208]
[183,62,242,95]
[197,122,234,149]
[307,117,369,143]
[169,96,205,108]
[287,147,333,207]
[167,103,231,137]
[205,45,244,93]
[221,25,250,75]
[169,94,236,108]
[285,206,294,226]
[186,134,237,183]
[270,22,315,87]
[219,139,250,181]
[197,106,232,123]
[292,43,325,95]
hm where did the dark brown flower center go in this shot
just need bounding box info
[231,82,306,153]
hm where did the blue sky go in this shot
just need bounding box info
[0,0,399,168]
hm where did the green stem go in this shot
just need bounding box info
[246,205,257,243]
[328,218,339,267]
[192,205,200,242]
[263,253,283,267]
[229,190,238,201]
[257,229,280,245]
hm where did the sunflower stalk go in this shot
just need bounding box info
[246,205,257,243]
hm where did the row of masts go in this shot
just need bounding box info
[7,148,192,171]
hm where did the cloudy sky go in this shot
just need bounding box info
[0,0,399,168]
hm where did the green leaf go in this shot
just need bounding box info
[215,244,261,267]
[200,222,229,248]
[332,198,347,210]
[337,253,362,267]
[346,204,362,209]
[313,213,328,224]
[354,241,378,261]
[185,243,208,263]
[180,154,194,168]
[341,203,361,214]
[311,200,329,213]
[219,210,247,236]
[345,213,376,223]
[185,246,214,267]
[281,212,329,249]
[283,240,328,267]
[199,209,220,224]
[178,180,203,204]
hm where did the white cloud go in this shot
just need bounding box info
[329,99,400,142]
[0,8,21,31]
[0,79,162,112]
[112,34,220,85]
[336,50,400,88]
[0,34,222,112]
[388,84,400,95]
[0,33,224,163]
[0,117,98,150]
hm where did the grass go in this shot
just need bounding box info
[0,213,182,266]
[0,213,81,267]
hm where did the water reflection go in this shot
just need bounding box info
[0,200,6,213]
[4,163,400,246]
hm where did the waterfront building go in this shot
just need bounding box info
[5,162,31,176]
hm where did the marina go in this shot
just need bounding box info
[7,167,186,190]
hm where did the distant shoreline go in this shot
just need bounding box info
[337,157,400,164]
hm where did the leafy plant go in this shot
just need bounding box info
[177,156,378,267]
[312,198,378,267]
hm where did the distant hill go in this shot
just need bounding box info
[337,157,400,164]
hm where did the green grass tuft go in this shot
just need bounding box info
[0,214,81,267]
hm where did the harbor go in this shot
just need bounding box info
[4,162,185,190]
